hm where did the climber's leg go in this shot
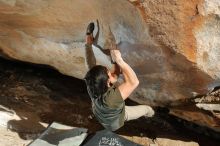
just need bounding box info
[124,105,155,121]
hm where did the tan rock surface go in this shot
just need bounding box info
[140,0,204,62]
[155,138,199,146]
[0,126,31,146]
[0,0,149,78]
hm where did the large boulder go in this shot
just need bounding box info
[0,0,219,106]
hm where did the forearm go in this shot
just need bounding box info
[85,44,96,69]
[116,58,139,86]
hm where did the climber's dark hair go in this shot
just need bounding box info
[84,65,109,99]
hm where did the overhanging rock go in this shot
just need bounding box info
[0,0,219,106]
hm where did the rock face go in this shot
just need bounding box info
[0,0,149,79]
[0,0,219,106]
[195,0,220,79]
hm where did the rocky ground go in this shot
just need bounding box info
[0,58,219,146]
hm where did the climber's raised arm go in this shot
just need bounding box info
[85,22,96,69]
[111,49,139,100]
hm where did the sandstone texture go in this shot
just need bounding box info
[195,0,220,79]
[0,0,220,107]
[0,126,31,146]
[0,0,149,79]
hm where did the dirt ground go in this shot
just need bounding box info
[0,58,219,146]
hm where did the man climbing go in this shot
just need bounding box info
[84,22,155,131]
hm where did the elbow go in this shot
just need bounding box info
[136,79,140,87]
[133,79,139,88]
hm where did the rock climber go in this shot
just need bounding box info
[84,22,155,131]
